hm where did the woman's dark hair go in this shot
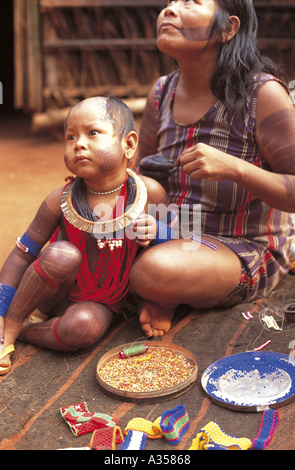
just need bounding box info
[209,0,285,119]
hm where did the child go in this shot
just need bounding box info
[131,0,295,337]
[0,96,171,375]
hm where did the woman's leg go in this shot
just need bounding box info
[130,237,242,337]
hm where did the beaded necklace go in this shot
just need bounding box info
[86,182,124,195]
[60,169,147,311]
[61,168,147,248]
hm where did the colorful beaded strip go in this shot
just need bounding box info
[89,426,124,450]
[252,410,279,450]
[189,421,252,450]
[120,430,147,450]
[160,405,190,445]
[124,417,163,439]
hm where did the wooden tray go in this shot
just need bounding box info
[96,341,198,403]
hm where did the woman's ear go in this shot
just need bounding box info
[122,130,139,160]
[221,15,240,43]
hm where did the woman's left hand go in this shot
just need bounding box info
[176,142,235,181]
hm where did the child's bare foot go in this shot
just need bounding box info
[139,301,175,337]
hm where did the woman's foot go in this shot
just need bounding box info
[139,301,175,337]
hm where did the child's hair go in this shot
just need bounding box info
[106,95,136,139]
[208,0,285,119]
[64,95,136,139]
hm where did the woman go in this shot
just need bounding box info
[130,0,295,337]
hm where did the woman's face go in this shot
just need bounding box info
[157,0,218,57]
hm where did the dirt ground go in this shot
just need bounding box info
[1,113,295,452]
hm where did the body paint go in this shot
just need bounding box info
[181,25,212,41]
[258,108,295,174]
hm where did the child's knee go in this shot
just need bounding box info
[57,302,113,349]
[37,241,82,284]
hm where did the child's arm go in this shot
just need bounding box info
[0,187,63,336]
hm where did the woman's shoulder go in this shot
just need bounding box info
[155,69,180,96]
[251,72,289,95]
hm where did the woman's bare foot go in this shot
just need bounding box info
[139,301,175,337]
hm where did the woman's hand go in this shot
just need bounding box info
[175,142,235,181]
[131,213,158,247]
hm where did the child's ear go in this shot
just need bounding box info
[122,131,138,160]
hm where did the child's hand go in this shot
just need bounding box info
[132,213,158,247]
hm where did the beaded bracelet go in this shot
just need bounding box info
[16,232,43,257]
[150,220,174,246]
[0,284,17,318]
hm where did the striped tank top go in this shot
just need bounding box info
[154,70,294,264]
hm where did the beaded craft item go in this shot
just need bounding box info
[89,426,124,450]
[189,421,252,450]
[120,430,147,450]
[252,409,279,450]
[60,402,118,437]
[123,417,163,440]
[160,405,190,445]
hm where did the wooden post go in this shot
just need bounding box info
[13,0,26,109]
[26,0,43,112]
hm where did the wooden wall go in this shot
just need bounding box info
[13,0,295,121]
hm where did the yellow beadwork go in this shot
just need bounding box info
[189,421,252,450]
[124,417,163,440]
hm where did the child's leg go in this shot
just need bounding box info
[18,301,114,351]
[1,241,81,365]
[130,237,242,337]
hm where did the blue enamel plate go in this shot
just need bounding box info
[201,351,295,412]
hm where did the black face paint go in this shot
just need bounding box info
[181,25,212,41]
[97,147,122,174]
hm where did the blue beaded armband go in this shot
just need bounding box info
[16,232,43,257]
[150,220,174,246]
[0,284,16,318]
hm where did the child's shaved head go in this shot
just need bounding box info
[64,96,136,139]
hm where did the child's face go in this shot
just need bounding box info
[157,0,217,55]
[64,98,126,179]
